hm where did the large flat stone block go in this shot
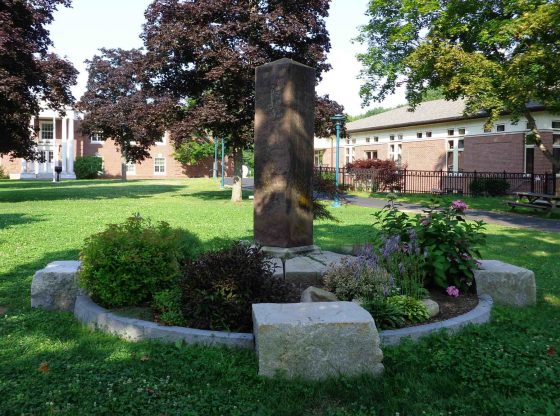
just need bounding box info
[31,261,81,311]
[252,302,384,380]
[254,58,315,248]
[474,260,536,306]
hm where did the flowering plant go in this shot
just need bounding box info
[446,286,460,297]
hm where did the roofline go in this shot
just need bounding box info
[347,105,548,134]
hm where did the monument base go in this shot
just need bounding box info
[261,245,320,258]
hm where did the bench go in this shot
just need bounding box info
[507,201,550,211]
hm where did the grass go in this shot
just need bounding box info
[349,190,560,219]
[0,179,559,415]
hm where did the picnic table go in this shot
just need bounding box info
[507,192,560,216]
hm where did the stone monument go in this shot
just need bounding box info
[253,58,315,253]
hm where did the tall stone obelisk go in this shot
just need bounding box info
[253,58,315,251]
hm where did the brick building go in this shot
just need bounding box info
[314,99,560,174]
[1,108,232,180]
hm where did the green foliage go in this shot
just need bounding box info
[79,215,200,308]
[152,288,185,326]
[0,166,8,179]
[361,297,405,329]
[74,156,103,179]
[173,141,215,166]
[180,242,292,332]
[242,150,254,175]
[357,0,560,169]
[470,178,511,197]
[347,106,394,122]
[386,295,429,323]
[374,197,486,291]
[323,257,393,302]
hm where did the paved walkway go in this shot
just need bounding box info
[227,178,560,233]
[345,195,560,233]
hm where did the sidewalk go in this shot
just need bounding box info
[345,195,560,233]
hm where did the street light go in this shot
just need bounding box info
[330,113,345,208]
[213,137,218,179]
[220,137,225,190]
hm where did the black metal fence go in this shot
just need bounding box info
[314,166,558,197]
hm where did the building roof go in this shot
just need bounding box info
[347,99,469,133]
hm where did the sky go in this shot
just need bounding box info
[48,0,407,116]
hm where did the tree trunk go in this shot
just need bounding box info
[525,111,560,170]
[231,147,243,202]
[121,154,127,182]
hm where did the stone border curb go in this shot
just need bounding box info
[379,294,493,346]
[74,295,254,349]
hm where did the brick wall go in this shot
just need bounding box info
[353,144,389,161]
[401,140,446,170]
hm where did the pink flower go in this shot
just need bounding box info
[446,286,460,297]
[451,200,468,212]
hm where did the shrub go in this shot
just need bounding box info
[74,156,103,179]
[180,242,292,332]
[346,158,403,191]
[152,288,185,326]
[0,166,8,179]
[323,256,394,302]
[373,197,486,292]
[79,215,200,308]
[173,141,214,165]
[470,178,510,196]
[361,298,405,329]
[386,295,430,323]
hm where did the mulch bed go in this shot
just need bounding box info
[421,288,479,325]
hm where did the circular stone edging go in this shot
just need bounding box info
[73,295,254,349]
[379,294,493,346]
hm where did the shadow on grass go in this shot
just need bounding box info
[0,183,184,203]
[0,213,45,230]
[182,190,254,201]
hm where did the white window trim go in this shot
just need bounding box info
[154,157,166,175]
[126,161,136,175]
[40,121,54,142]
[496,124,506,132]
[90,132,104,144]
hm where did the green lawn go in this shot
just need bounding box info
[350,190,560,220]
[0,179,559,415]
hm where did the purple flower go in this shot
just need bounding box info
[450,200,468,212]
[446,286,460,297]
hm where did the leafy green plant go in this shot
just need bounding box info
[74,156,103,179]
[386,295,429,323]
[79,215,200,307]
[173,140,214,165]
[0,166,8,179]
[470,178,510,197]
[361,298,405,329]
[152,288,185,326]
[180,242,292,332]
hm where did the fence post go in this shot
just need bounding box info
[403,169,407,193]
[530,172,535,193]
[439,169,443,192]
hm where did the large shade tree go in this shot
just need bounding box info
[142,0,338,201]
[0,0,77,159]
[79,48,173,180]
[357,0,560,170]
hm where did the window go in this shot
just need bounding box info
[416,132,423,139]
[553,134,560,146]
[458,128,466,135]
[458,139,464,150]
[447,138,464,172]
[346,139,350,145]
[397,134,403,141]
[365,151,378,160]
[40,122,54,141]
[552,121,560,129]
[154,157,166,174]
[373,136,379,142]
[155,135,165,145]
[496,124,505,132]
[525,146,535,174]
[389,135,395,141]
[425,131,432,138]
[448,129,455,136]
[365,137,370,143]
[526,122,531,130]
[126,161,136,175]
[90,132,104,143]
[389,144,401,164]
[448,140,455,150]
[554,134,560,174]
[314,150,325,166]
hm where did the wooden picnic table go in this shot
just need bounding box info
[507,192,560,216]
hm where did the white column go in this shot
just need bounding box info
[61,117,68,173]
[67,115,74,174]
[53,116,59,181]
[21,160,27,173]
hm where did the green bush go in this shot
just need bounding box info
[180,242,292,332]
[152,288,185,326]
[469,178,510,196]
[0,166,9,179]
[79,215,200,308]
[386,295,430,323]
[361,298,405,329]
[74,156,103,179]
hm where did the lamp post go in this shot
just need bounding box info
[213,137,218,179]
[220,137,225,190]
[331,113,345,208]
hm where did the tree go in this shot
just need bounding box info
[0,0,77,159]
[357,0,560,170]
[142,0,334,202]
[79,48,172,181]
